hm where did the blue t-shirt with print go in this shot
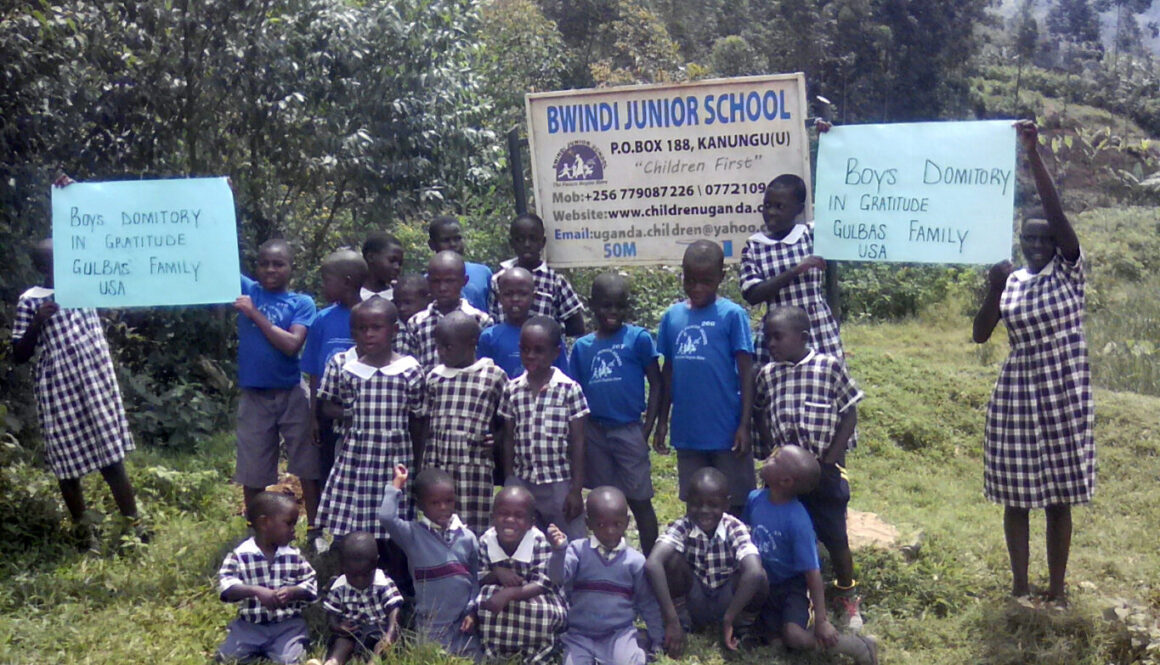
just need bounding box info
[237,275,316,389]
[743,489,819,583]
[463,261,493,314]
[477,321,568,379]
[568,325,659,425]
[656,297,752,450]
[301,302,354,378]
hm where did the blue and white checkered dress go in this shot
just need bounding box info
[984,250,1095,508]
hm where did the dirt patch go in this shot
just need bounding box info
[847,509,900,550]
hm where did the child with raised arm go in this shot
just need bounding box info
[377,465,481,659]
[360,232,404,301]
[547,486,664,665]
[568,273,662,553]
[429,215,492,313]
[309,532,403,665]
[463,486,568,664]
[398,251,493,370]
[644,467,767,659]
[973,120,1094,607]
[745,446,878,664]
[489,213,585,337]
[217,491,317,664]
[500,316,589,540]
[234,239,320,536]
[740,173,846,368]
[755,305,866,630]
[424,312,507,534]
[655,240,756,516]
[477,266,569,379]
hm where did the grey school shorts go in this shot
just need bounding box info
[235,384,319,488]
[216,616,309,664]
[675,449,756,507]
[585,420,654,501]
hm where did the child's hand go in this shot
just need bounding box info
[722,616,740,651]
[272,587,296,607]
[52,174,75,188]
[459,614,476,633]
[32,301,59,325]
[793,255,826,275]
[481,588,513,613]
[253,587,281,609]
[392,464,409,489]
[988,260,1013,290]
[1014,119,1039,151]
[564,488,583,521]
[233,295,257,318]
[373,634,395,654]
[493,566,525,588]
[336,619,360,635]
[546,524,569,549]
[814,617,839,648]
[814,119,832,133]
[731,426,751,458]
[479,432,495,450]
[652,422,670,455]
[663,620,685,658]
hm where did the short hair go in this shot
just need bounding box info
[352,295,398,325]
[435,310,482,344]
[682,240,724,270]
[428,215,460,243]
[586,486,628,518]
[362,231,402,256]
[321,248,369,284]
[258,238,293,260]
[493,485,535,514]
[428,250,466,276]
[688,466,729,498]
[498,266,534,291]
[341,531,379,562]
[414,467,455,501]
[395,273,431,295]
[246,490,297,525]
[591,272,628,302]
[769,445,821,494]
[764,305,811,334]
[522,315,562,347]
[511,213,545,235]
[768,173,807,205]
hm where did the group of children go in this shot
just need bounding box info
[212,194,877,664]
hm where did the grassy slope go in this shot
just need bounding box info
[1,304,1157,665]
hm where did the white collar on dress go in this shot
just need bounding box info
[773,349,816,368]
[431,357,495,378]
[360,286,394,301]
[334,568,392,591]
[482,526,541,563]
[342,354,419,379]
[236,536,298,559]
[500,258,546,272]
[21,286,54,299]
[747,223,807,246]
[1011,258,1056,283]
[512,366,572,390]
[689,517,729,541]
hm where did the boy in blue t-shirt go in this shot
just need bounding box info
[655,240,755,515]
[568,273,662,553]
[234,239,319,541]
[428,215,492,313]
[744,446,878,664]
[302,249,367,550]
[477,266,568,378]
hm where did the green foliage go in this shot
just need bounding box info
[708,36,767,77]
[478,0,569,132]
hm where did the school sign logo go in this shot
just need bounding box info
[553,141,605,183]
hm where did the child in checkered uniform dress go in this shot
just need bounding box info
[489,213,585,337]
[317,298,426,542]
[464,486,567,665]
[397,251,493,370]
[12,238,142,540]
[974,120,1094,604]
[424,312,507,535]
[740,174,845,368]
[315,532,403,665]
[218,492,317,664]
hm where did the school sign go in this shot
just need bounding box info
[526,74,812,267]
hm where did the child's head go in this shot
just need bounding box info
[428,215,466,255]
[681,240,725,308]
[247,491,300,548]
[32,238,53,284]
[361,231,404,288]
[763,306,811,363]
[393,273,431,324]
[498,267,535,325]
[491,485,535,548]
[339,531,380,590]
[760,445,820,497]
[685,467,730,536]
[414,467,457,529]
[351,296,398,357]
[762,174,807,236]
[585,486,629,550]
[509,214,546,269]
[427,251,468,311]
[590,272,630,335]
[520,316,562,377]
[434,311,481,369]
[1019,216,1055,272]
[257,239,294,292]
[320,248,368,304]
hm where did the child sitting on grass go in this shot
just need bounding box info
[547,486,663,665]
[378,465,482,659]
[645,467,767,659]
[755,305,866,630]
[462,486,567,664]
[309,531,402,665]
[217,491,317,664]
[744,446,878,664]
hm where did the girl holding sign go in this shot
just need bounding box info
[973,120,1094,607]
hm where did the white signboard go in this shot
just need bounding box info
[526,75,811,266]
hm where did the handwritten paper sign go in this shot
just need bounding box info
[51,177,241,308]
[814,120,1015,264]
